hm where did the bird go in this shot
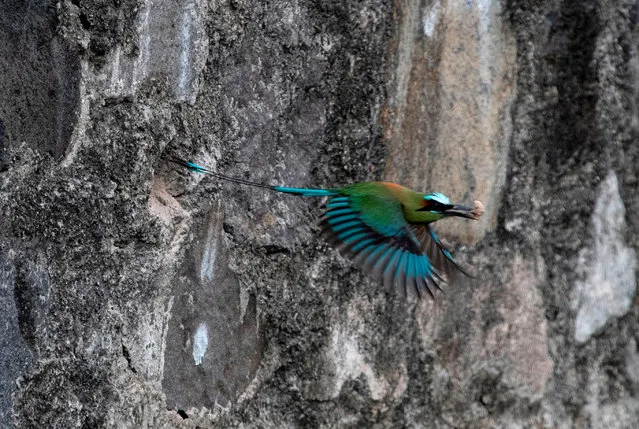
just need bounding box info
[169,156,484,299]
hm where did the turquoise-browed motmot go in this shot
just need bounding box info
[170,157,484,298]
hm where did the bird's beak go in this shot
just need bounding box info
[444,204,478,219]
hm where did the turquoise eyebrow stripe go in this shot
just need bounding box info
[424,192,451,204]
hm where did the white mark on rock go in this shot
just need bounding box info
[109,46,123,94]
[133,1,151,88]
[200,200,223,282]
[61,60,89,167]
[325,325,394,401]
[625,338,639,390]
[179,2,195,97]
[200,230,217,282]
[573,171,637,343]
[100,0,208,103]
[468,0,496,33]
[193,322,209,365]
[422,1,441,37]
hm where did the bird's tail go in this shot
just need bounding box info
[272,186,337,197]
[169,156,338,197]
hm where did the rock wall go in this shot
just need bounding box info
[0,0,637,427]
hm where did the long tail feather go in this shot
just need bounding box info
[170,156,337,196]
[272,186,338,197]
[170,156,273,189]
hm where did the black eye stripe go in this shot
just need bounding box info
[426,201,453,211]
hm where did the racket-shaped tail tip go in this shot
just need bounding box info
[170,156,210,174]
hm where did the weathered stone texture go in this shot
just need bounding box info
[0,0,637,428]
[384,0,516,244]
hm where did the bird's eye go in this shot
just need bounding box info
[426,201,453,212]
[427,201,444,211]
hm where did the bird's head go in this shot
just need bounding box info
[416,193,483,221]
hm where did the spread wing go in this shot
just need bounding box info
[411,225,473,280]
[319,194,442,298]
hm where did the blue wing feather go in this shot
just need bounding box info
[332,220,363,233]
[352,238,377,253]
[411,225,473,280]
[365,244,389,268]
[326,208,355,217]
[406,255,415,297]
[382,248,403,290]
[327,201,350,209]
[320,195,446,298]
[340,231,369,245]
[327,214,360,225]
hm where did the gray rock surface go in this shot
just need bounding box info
[0,0,637,427]
[573,171,636,344]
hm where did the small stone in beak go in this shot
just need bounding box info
[471,200,485,220]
